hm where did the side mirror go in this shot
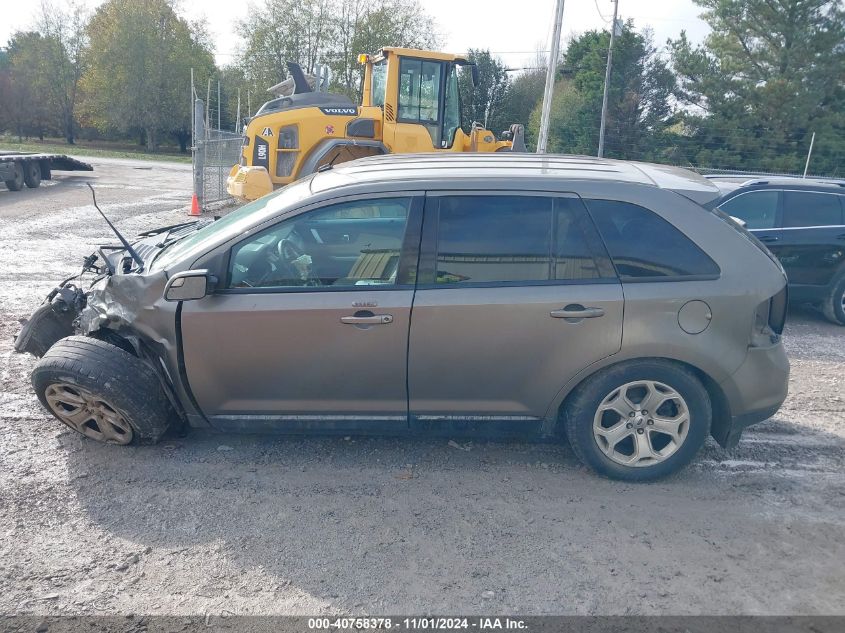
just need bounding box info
[164,270,215,302]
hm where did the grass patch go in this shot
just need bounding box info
[0,138,192,164]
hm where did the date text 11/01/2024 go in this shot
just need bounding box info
[307,617,528,630]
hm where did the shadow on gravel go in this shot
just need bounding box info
[56,416,845,611]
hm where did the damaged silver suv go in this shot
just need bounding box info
[15,154,790,480]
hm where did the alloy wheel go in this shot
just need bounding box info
[44,383,134,445]
[592,380,690,467]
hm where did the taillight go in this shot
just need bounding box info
[753,285,787,345]
[768,284,787,335]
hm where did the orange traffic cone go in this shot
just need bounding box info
[189,193,201,216]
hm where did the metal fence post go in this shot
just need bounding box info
[193,98,206,209]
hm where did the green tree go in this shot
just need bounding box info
[81,0,215,151]
[530,22,676,159]
[670,0,845,174]
[457,49,509,135]
[498,66,546,150]
[237,0,335,101]
[236,0,440,108]
[2,32,54,141]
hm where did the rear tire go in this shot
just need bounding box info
[23,161,41,188]
[563,359,711,481]
[821,272,845,326]
[4,161,24,191]
[32,336,171,445]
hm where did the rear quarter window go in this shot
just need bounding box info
[585,199,720,279]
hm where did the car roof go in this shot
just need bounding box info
[708,175,845,197]
[310,153,722,205]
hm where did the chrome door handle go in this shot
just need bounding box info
[550,306,605,319]
[341,314,393,325]
[758,235,779,243]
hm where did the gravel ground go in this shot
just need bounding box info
[0,158,843,616]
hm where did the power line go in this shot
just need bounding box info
[593,0,611,23]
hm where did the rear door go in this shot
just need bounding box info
[407,193,623,428]
[777,190,845,286]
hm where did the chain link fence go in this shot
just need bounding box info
[192,98,243,209]
[690,166,839,181]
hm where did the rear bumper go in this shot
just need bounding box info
[716,342,790,448]
[720,403,784,449]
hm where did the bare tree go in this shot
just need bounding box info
[36,0,88,144]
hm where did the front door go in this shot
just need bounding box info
[408,193,624,428]
[388,57,444,152]
[180,195,422,429]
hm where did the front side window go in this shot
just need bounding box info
[586,199,719,279]
[398,58,442,124]
[782,191,844,228]
[718,190,779,229]
[228,198,411,289]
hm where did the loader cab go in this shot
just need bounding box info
[362,48,473,152]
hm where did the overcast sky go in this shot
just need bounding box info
[1,0,711,71]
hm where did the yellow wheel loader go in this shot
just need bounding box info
[226,47,526,201]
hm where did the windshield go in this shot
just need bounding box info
[149,179,313,271]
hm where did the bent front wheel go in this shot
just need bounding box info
[32,336,172,445]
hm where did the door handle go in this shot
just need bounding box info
[550,306,605,319]
[341,314,393,325]
[758,235,779,243]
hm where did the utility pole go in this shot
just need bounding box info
[536,0,566,154]
[597,0,620,158]
[803,131,816,178]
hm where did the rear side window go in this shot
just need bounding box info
[586,200,719,279]
[782,191,844,227]
[434,196,552,284]
[431,195,610,285]
[555,197,606,280]
[718,190,779,229]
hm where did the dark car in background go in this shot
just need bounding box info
[710,177,845,325]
